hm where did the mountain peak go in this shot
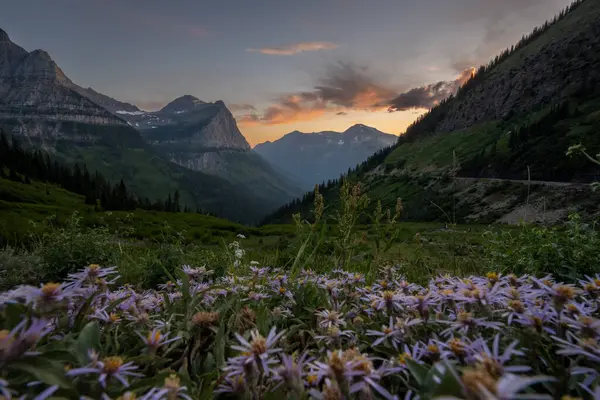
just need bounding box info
[12,48,71,84]
[160,95,206,113]
[344,124,376,133]
[0,28,10,43]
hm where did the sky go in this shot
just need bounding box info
[2,0,574,146]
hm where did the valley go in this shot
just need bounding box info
[1,1,600,399]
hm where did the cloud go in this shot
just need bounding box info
[238,62,397,125]
[246,41,337,56]
[229,103,257,112]
[448,0,558,72]
[387,68,475,112]
[237,63,476,125]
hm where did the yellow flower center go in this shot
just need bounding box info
[449,338,465,356]
[109,313,120,323]
[164,374,181,390]
[41,283,61,297]
[509,300,524,313]
[486,272,498,282]
[427,344,440,353]
[382,291,394,301]
[462,367,497,396]
[383,327,393,334]
[0,329,10,341]
[88,264,101,277]
[148,330,162,344]
[397,352,412,365]
[279,287,286,294]
[458,311,472,323]
[306,374,318,385]
[103,356,124,374]
[251,336,267,355]
[555,286,577,301]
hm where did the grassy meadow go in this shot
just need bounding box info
[0,177,599,399]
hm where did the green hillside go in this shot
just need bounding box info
[264,0,600,225]
[0,120,274,224]
[0,175,296,245]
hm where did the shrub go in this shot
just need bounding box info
[483,213,600,280]
[31,212,117,282]
[0,246,42,290]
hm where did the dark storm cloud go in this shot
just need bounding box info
[387,68,475,112]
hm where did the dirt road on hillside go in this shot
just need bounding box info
[455,177,591,188]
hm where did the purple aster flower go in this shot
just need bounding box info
[530,277,581,310]
[390,343,426,372]
[308,378,343,400]
[314,326,355,348]
[552,335,600,363]
[440,310,503,337]
[474,373,555,400]
[366,290,405,314]
[315,309,346,329]
[410,293,437,322]
[226,327,285,377]
[64,265,120,290]
[136,328,180,353]
[436,336,480,362]
[157,281,177,292]
[67,356,143,388]
[0,378,15,399]
[31,384,59,400]
[366,316,403,349]
[513,306,557,335]
[181,265,213,282]
[26,282,73,311]
[471,334,530,374]
[272,352,314,393]
[215,374,247,394]
[90,308,122,325]
[140,374,193,400]
[0,318,52,365]
[243,292,270,302]
[562,315,600,338]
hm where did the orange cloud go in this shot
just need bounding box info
[237,65,476,126]
[246,42,337,55]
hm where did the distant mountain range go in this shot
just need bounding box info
[0,26,411,222]
[0,28,301,222]
[255,124,397,190]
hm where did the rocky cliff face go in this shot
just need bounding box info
[132,96,300,199]
[0,28,131,146]
[130,97,251,150]
[254,124,397,189]
[434,0,600,133]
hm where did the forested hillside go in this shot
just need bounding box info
[263,0,600,225]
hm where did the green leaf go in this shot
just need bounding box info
[9,357,72,389]
[406,359,429,386]
[426,361,463,397]
[74,321,100,365]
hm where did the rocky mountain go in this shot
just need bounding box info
[254,124,397,190]
[264,0,600,225]
[114,95,302,205]
[0,28,293,223]
[70,86,142,115]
